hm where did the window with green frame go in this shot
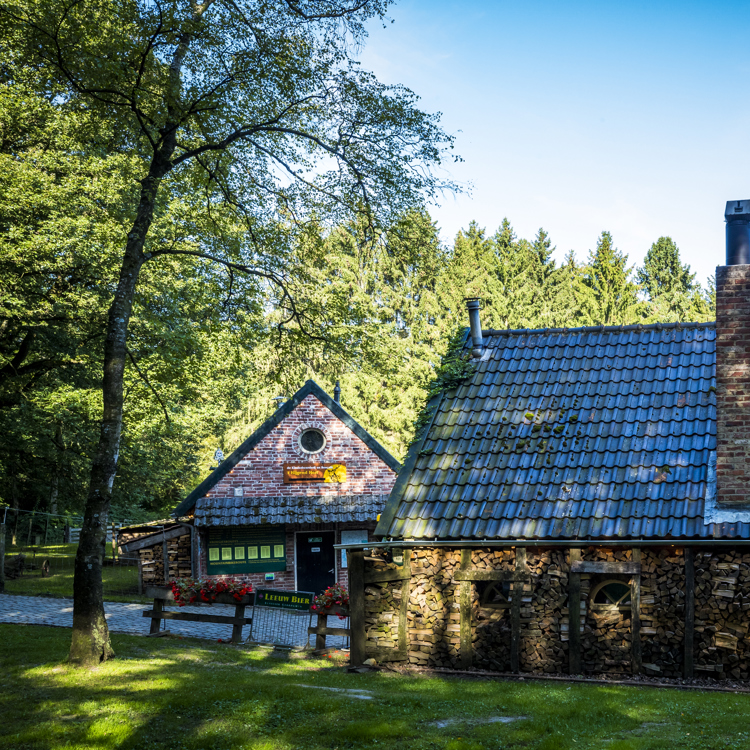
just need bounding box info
[206,526,286,574]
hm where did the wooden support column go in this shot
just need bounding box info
[459,548,473,669]
[162,535,169,584]
[510,546,526,673]
[348,548,366,666]
[568,548,582,675]
[684,547,695,678]
[631,547,642,675]
[149,597,163,635]
[232,603,246,644]
[0,523,6,594]
[397,549,412,653]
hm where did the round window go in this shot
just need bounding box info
[299,428,326,454]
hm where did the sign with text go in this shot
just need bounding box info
[283,462,347,484]
[255,588,314,611]
[206,526,286,575]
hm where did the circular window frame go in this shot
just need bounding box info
[297,428,327,456]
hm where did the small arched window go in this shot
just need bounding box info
[480,581,512,609]
[590,579,631,609]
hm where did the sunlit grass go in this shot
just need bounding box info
[1,623,750,749]
[3,543,146,602]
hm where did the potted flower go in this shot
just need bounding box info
[169,577,253,606]
[310,583,349,619]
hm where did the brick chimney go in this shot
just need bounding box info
[716,200,750,507]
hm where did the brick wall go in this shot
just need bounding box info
[206,394,396,498]
[716,264,750,506]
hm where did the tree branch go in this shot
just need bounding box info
[125,347,171,424]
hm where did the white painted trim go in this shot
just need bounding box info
[703,452,750,524]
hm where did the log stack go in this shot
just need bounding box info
[138,532,192,586]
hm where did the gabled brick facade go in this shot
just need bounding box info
[206,394,396,499]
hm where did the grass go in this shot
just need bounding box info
[1,624,750,749]
[3,544,146,603]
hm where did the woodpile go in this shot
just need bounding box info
[359,544,750,680]
[138,532,191,585]
[693,551,750,680]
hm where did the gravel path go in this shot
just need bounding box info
[0,593,349,649]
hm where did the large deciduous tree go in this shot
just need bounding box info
[2,0,455,665]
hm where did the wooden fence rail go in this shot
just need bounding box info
[307,604,350,654]
[143,586,254,644]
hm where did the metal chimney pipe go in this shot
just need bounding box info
[333,381,341,404]
[725,200,750,265]
[466,298,483,358]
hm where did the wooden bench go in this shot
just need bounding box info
[143,586,254,644]
[307,604,350,654]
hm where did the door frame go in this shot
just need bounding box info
[294,529,338,592]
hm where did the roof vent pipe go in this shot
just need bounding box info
[333,381,341,403]
[466,298,483,358]
[725,200,750,265]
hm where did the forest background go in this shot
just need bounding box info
[0,79,714,526]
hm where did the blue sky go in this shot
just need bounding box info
[359,0,750,286]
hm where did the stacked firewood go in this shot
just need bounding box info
[693,551,750,679]
[473,549,514,671]
[521,549,568,674]
[640,549,685,677]
[138,532,191,585]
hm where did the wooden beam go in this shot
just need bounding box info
[684,547,695,678]
[569,548,582,675]
[398,549,412,654]
[454,570,531,582]
[631,548,642,675]
[142,609,251,627]
[510,546,526,673]
[364,569,411,584]
[307,625,352,638]
[459,548,473,669]
[365,646,408,661]
[571,561,641,575]
[348,548,366,666]
[120,526,185,553]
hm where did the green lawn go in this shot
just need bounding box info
[3,544,146,602]
[1,624,749,749]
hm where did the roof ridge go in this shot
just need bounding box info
[481,321,716,337]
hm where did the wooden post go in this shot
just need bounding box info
[568,547,582,675]
[138,557,144,596]
[149,597,163,634]
[0,523,5,594]
[510,546,526,673]
[112,523,117,561]
[232,603,246,644]
[315,613,328,651]
[459,548,472,669]
[162,534,169,584]
[684,546,695,678]
[631,547,642,675]
[348,548,366,666]
[397,549,412,653]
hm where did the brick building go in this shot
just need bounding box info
[173,380,400,593]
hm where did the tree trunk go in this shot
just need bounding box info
[69,166,166,666]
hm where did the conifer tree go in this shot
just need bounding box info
[579,232,643,325]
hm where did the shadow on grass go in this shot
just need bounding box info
[2,624,750,750]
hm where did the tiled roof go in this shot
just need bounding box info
[377,322,750,541]
[194,494,388,526]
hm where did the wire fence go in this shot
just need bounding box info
[2,509,146,603]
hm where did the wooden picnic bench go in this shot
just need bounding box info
[143,586,254,644]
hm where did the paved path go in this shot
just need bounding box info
[0,594,349,649]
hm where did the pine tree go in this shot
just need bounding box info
[638,237,711,323]
[579,232,642,325]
